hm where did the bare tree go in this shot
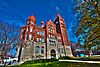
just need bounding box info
[0,21,19,66]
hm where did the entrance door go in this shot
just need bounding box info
[50,49,56,58]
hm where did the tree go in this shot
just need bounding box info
[0,21,19,65]
[74,0,100,51]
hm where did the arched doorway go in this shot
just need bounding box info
[50,49,56,58]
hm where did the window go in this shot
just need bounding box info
[49,40,56,46]
[26,35,29,40]
[37,31,44,36]
[40,38,41,41]
[53,30,54,33]
[35,46,40,54]
[43,32,44,35]
[48,35,50,37]
[51,35,52,37]
[58,36,61,39]
[60,20,63,23]
[37,32,39,35]
[29,34,32,40]
[41,32,44,36]
[49,40,51,43]
[38,31,41,35]
[41,46,44,54]
[37,38,39,42]
[27,21,29,24]
[42,39,44,43]
[61,48,64,54]
[52,36,55,38]
[58,48,60,53]
[26,28,28,31]
[48,30,50,33]
[53,41,55,43]
[30,28,32,32]
[48,29,50,30]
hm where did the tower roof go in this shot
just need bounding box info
[56,13,61,18]
[27,15,36,21]
[56,13,64,21]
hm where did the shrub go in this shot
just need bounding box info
[22,58,58,65]
[59,56,71,60]
[14,61,100,67]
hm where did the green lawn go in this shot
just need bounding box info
[2,57,100,67]
[9,61,100,67]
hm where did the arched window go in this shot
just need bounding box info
[41,46,44,54]
[29,34,32,40]
[35,46,40,54]
[30,28,32,32]
[58,48,60,53]
[61,48,64,54]
[42,39,44,43]
[51,49,56,58]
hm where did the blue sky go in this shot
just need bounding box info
[0,0,77,42]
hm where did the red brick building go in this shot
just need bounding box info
[16,14,72,62]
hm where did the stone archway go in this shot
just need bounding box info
[50,49,56,58]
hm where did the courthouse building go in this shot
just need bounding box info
[16,14,72,62]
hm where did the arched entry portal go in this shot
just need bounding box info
[50,49,56,58]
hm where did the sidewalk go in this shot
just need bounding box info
[59,60,100,64]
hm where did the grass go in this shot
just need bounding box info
[2,56,100,67]
[7,61,100,67]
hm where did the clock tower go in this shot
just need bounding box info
[54,14,73,56]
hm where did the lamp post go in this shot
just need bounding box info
[18,38,23,63]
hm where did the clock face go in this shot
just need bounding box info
[56,21,58,24]
[49,25,53,29]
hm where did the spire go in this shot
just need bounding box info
[56,6,60,14]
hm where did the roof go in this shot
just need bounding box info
[27,15,36,21]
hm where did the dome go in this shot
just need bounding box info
[27,16,36,21]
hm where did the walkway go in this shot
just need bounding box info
[59,60,100,64]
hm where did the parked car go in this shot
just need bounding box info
[3,57,18,65]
